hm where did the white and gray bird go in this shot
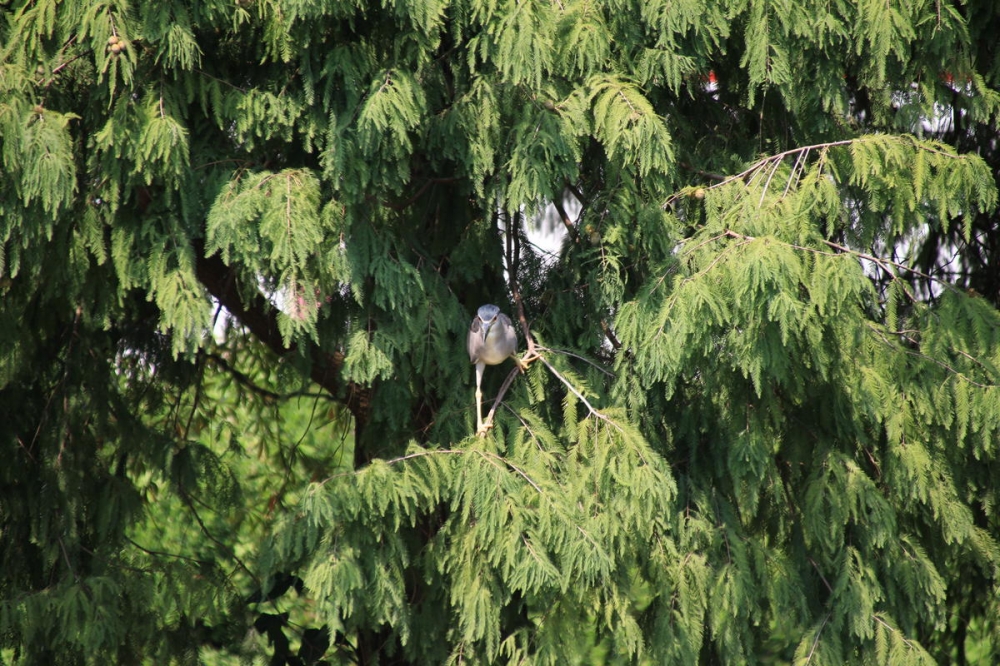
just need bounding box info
[468,304,520,434]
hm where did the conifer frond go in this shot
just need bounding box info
[16,107,79,216]
[556,4,611,77]
[136,91,189,184]
[587,76,674,178]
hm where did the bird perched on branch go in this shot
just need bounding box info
[468,304,524,434]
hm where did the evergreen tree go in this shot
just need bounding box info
[2,0,999,664]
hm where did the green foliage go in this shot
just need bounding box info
[3,0,1000,664]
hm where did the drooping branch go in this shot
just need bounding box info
[720,229,950,297]
[664,138,858,207]
[678,161,728,182]
[694,231,998,388]
[203,352,338,404]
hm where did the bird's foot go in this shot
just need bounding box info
[476,418,494,437]
[514,351,539,372]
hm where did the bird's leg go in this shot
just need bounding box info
[475,386,484,434]
[475,362,488,435]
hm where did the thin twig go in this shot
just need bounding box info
[183,352,207,440]
[866,323,993,389]
[58,537,80,583]
[758,157,783,207]
[648,238,749,342]
[663,139,859,208]
[705,230,994,387]
[317,449,463,483]
[804,613,831,664]
[822,238,941,286]
[782,147,810,198]
[538,345,615,376]
[482,365,523,433]
[204,352,337,403]
[537,355,620,431]
[722,230,942,297]
[127,537,213,566]
[382,449,462,465]
[327,446,545,495]
[724,140,856,190]
[179,489,260,587]
[808,557,833,594]
[476,450,543,494]
[872,614,917,650]
[502,403,545,450]
[678,161,728,182]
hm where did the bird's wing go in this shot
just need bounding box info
[467,315,483,363]
[498,313,518,357]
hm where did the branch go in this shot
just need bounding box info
[127,537,213,566]
[872,614,917,651]
[678,160,728,182]
[865,322,994,389]
[505,211,537,358]
[721,229,955,298]
[323,447,543,495]
[804,613,832,664]
[193,246,369,424]
[475,450,544,494]
[482,365,523,433]
[599,320,622,351]
[370,176,459,211]
[718,139,855,190]
[664,139,858,207]
[537,345,614,377]
[178,486,260,588]
[703,231,996,387]
[565,182,586,207]
[537,355,620,430]
[182,352,207,440]
[480,347,618,436]
[552,197,581,244]
[204,352,338,403]
[821,237,942,288]
[58,537,80,584]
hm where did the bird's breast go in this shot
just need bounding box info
[478,328,511,365]
[478,345,510,365]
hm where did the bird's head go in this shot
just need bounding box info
[476,304,501,338]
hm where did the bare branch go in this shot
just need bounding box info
[552,197,581,244]
[194,246,369,424]
[505,211,537,357]
[537,355,620,430]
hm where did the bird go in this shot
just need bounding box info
[468,304,522,434]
